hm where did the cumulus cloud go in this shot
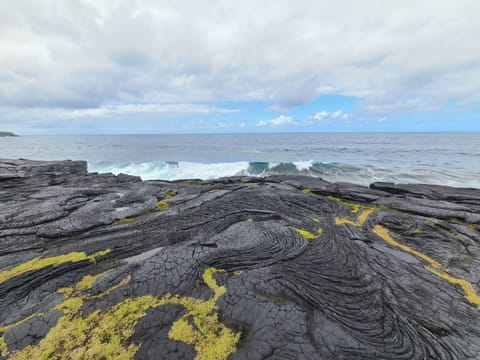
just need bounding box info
[257,115,293,127]
[0,0,479,126]
[312,111,330,120]
[311,110,352,121]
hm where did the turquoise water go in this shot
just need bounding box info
[0,132,479,187]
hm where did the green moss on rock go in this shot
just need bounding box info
[165,189,178,199]
[114,217,135,225]
[0,250,111,284]
[2,267,240,360]
[155,201,169,211]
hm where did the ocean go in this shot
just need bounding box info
[1,132,479,188]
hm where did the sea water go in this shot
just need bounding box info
[1,132,479,188]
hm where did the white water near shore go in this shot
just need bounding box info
[87,159,479,187]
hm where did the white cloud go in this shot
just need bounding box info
[331,110,343,119]
[311,110,352,121]
[257,115,293,127]
[0,0,479,127]
[312,111,330,120]
[187,119,247,131]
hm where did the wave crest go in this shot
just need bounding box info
[88,160,342,181]
[87,160,479,187]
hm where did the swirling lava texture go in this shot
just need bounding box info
[0,159,480,359]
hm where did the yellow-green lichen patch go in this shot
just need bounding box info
[0,312,46,335]
[3,267,239,360]
[57,273,131,301]
[155,201,169,211]
[167,268,240,360]
[10,295,159,360]
[2,271,122,359]
[291,227,321,240]
[247,218,253,223]
[0,267,114,355]
[302,188,312,194]
[114,217,135,225]
[0,337,7,358]
[327,196,369,214]
[452,232,463,240]
[466,223,477,231]
[184,179,207,186]
[0,316,48,356]
[373,224,480,310]
[373,225,445,271]
[93,275,132,299]
[59,273,131,300]
[425,267,480,309]
[75,270,113,292]
[0,249,111,284]
[202,267,225,299]
[312,218,320,223]
[335,208,376,228]
[165,189,178,199]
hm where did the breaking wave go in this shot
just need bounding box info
[88,160,479,187]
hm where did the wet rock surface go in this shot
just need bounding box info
[0,159,480,359]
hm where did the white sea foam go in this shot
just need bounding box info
[89,161,251,180]
[293,160,316,171]
[89,160,324,180]
[87,159,480,188]
[88,160,378,182]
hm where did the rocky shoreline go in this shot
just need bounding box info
[0,158,479,359]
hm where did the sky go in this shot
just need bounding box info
[0,0,479,134]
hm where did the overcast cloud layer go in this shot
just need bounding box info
[1,0,479,133]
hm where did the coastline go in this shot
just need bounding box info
[0,132,17,137]
[0,158,479,359]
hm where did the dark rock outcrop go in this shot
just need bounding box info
[0,159,479,359]
[0,132,17,137]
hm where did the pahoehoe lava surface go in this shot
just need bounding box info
[1,159,480,359]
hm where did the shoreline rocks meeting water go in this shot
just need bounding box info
[0,158,479,359]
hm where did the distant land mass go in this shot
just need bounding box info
[0,131,17,137]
